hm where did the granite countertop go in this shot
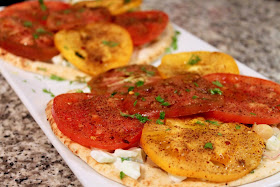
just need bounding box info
[1,0,280,186]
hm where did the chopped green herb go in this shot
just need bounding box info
[120,171,125,179]
[218,132,223,136]
[42,15,48,20]
[141,67,155,76]
[165,128,171,131]
[33,33,39,39]
[111,91,117,97]
[156,119,164,125]
[32,89,36,93]
[36,67,47,72]
[166,30,181,53]
[133,100,138,106]
[63,9,71,14]
[79,8,85,12]
[50,74,65,81]
[36,28,46,34]
[141,97,146,101]
[38,0,47,11]
[135,113,149,123]
[75,51,85,59]
[128,86,134,92]
[75,76,87,83]
[192,95,198,99]
[159,111,165,120]
[42,88,55,97]
[102,40,119,47]
[156,95,165,103]
[64,46,69,50]
[161,102,170,106]
[188,54,201,65]
[235,125,241,130]
[88,85,92,90]
[120,112,135,119]
[124,0,131,4]
[174,90,178,94]
[206,120,219,126]
[121,157,130,162]
[23,80,27,83]
[212,80,223,87]
[23,21,33,27]
[250,112,256,116]
[204,142,213,149]
[185,88,190,92]
[195,120,205,126]
[250,170,255,174]
[134,92,140,96]
[136,80,144,87]
[76,89,83,93]
[209,88,223,95]
[194,82,199,87]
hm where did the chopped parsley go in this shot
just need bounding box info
[165,30,180,53]
[120,112,135,119]
[134,92,140,96]
[75,51,85,59]
[23,80,27,83]
[194,82,199,87]
[141,67,155,77]
[120,171,125,179]
[209,88,223,95]
[42,88,55,97]
[128,86,134,92]
[76,89,83,93]
[159,111,165,120]
[141,97,146,101]
[206,120,219,126]
[156,95,170,106]
[250,112,256,116]
[23,21,33,27]
[188,54,201,65]
[133,100,138,106]
[121,157,130,162]
[124,0,131,4]
[235,125,241,130]
[195,120,205,126]
[63,9,71,14]
[165,128,171,131]
[38,0,47,11]
[204,142,213,149]
[250,170,255,174]
[33,28,49,39]
[192,95,198,99]
[156,119,164,125]
[218,132,223,136]
[111,91,117,97]
[136,80,144,87]
[212,80,223,87]
[50,74,65,81]
[102,40,119,47]
[185,88,190,92]
[135,113,149,123]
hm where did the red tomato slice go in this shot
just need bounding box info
[0,17,58,61]
[114,11,169,46]
[52,93,144,150]
[46,7,111,31]
[123,74,224,118]
[203,73,280,124]
[88,65,162,95]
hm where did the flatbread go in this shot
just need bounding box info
[46,99,280,187]
[0,23,174,81]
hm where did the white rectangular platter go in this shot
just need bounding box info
[0,24,279,187]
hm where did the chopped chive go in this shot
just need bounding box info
[206,120,219,126]
[102,40,119,47]
[76,89,83,93]
[120,112,134,119]
[250,112,256,116]
[121,157,130,162]
[42,88,55,97]
[50,74,64,81]
[195,120,205,126]
[194,82,199,87]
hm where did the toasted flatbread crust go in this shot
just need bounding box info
[0,23,174,80]
[46,99,280,187]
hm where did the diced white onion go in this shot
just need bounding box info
[90,150,116,163]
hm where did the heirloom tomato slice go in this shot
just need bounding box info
[114,10,169,46]
[204,73,280,124]
[54,22,133,76]
[52,93,144,150]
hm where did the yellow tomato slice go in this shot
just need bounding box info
[158,51,240,78]
[74,0,142,15]
[54,22,133,76]
[141,117,264,182]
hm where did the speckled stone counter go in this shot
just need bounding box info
[1,0,280,186]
